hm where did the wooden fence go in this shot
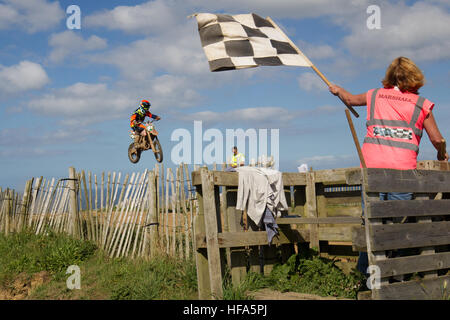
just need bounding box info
[192,162,450,300]
[191,166,364,299]
[0,163,199,260]
[350,161,450,300]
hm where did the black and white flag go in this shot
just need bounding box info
[194,13,312,72]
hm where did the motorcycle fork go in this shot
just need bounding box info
[147,133,156,152]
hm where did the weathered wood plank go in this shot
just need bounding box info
[196,229,309,249]
[352,226,366,252]
[193,179,211,300]
[374,252,450,278]
[318,226,355,241]
[315,168,359,185]
[306,171,319,250]
[225,189,248,286]
[276,216,361,225]
[374,275,450,300]
[345,169,362,185]
[192,171,308,187]
[369,221,450,251]
[367,199,450,219]
[364,168,450,193]
[200,168,223,300]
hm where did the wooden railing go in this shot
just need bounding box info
[192,167,364,300]
[348,165,450,300]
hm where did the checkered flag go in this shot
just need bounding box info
[194,13,312,72]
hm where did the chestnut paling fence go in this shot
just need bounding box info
[0,157,275,260]
[0,163,199,259]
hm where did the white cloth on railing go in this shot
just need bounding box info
[235,166,288,229]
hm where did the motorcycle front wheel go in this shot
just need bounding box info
[153,136,163,163]
[128,143,141,163]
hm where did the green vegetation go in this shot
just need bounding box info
[0,231,197,300]
[223,249,365,300]
[1,231,363,300]
[0,230,96,284]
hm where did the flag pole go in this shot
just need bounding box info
[266,17,360,118]
[345,109,366,168]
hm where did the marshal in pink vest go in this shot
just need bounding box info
[362,87,434,170]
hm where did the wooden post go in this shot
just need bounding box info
[180,164,190,259]
[176,166,183,259]
[18,179,33,231]
[199,168,223,299]
[184,163,195,257]
[227,188,248,285]
[81,171,95,241]
[345,109,366,168]
[106,172,111,212]
[28,176,42,228]
[160,163,165,241]
[101,172,105,214]
[193,176,211,299]
[169,168,176,256]
[306,170,320,251]
[5,189,12,235]
[147,171,158,257]
[68,167,79,238]
[165,168,170,254]
[220,164,231,269]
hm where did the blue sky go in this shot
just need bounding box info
[1,0,449,191]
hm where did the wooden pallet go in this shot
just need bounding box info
[361,168,450,300]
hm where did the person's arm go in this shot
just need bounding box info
[148,112,161,120]
[130,114,138,126]
[329,84,367,106]
[423,111,449,161]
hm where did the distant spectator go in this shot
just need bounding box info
[226,146,245,172]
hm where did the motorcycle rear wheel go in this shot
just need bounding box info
[153,136,163,163]
[128,143,141,163]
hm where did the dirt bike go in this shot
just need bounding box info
[128,120,163,163]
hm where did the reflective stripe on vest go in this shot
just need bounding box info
[364,89,425,153]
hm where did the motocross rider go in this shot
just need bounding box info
[130,99,161,144]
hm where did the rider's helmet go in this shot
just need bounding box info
[140,100,151,111]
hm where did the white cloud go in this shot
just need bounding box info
[28,82,135,126]
[299,41,337,60]
[297,72,327,92]
[48,31,107,63]
[186,0,369,20]
[343,2,450,64]
[185,107,295,125]
[0,126,95,146]
[89,29,206,80]
[0,0,64,33]
[84,0,177,34]
[182,104,340,126]
[149,74,202,108]
[0,61,49,94]
[297,154,356,169]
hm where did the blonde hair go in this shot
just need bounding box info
[382,57,425,94]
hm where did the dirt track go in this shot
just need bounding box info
[249,288,352,300]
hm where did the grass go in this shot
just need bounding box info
[222,248,366,300]
[0,230,96,284]
[1,231,363,300]
[0,230,197,300]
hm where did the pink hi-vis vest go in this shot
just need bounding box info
[361,88,434,170]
